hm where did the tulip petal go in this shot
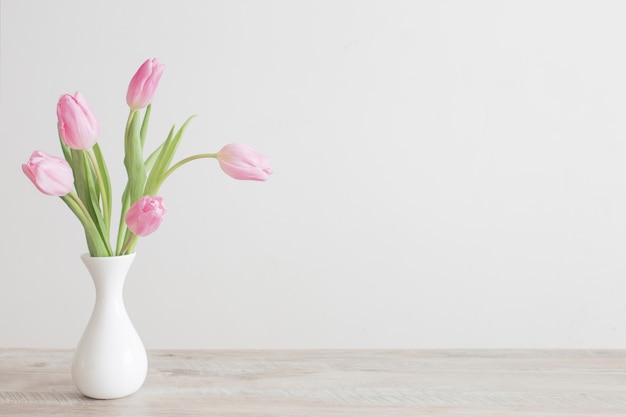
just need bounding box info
[125,196,167,237]
[22,150,74,196]
[57,93,99,150]
[126,58,165,110]
[217,143,272,181]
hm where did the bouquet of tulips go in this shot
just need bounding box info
[22,58,272,257]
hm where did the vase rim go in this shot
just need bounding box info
[80,253,137,260]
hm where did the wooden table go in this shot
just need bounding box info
[1,349,626,416]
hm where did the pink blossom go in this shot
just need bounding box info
[125,196,167,237]
[57,92,100,150]
[126,58,165,110]
[216,143,272,181]
[22,151,74,196]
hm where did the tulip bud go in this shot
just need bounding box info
[57,92,100,150]
[216,143,273,181]
[126,58,165,110]
[22,151,74,196]
[125,196,167,237]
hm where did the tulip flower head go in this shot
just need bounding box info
[126,58,165,110]
[216,143,273,181]
[22,151,74,196]
[57,92,100,150]
[125,196,167,237]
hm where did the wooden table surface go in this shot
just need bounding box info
[1,349,626,416]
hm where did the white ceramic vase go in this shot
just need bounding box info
[72,253,147,399]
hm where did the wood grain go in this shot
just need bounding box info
[1,349,626,416]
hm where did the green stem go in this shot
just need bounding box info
[116,109,139,256]
[140,104,151,148]
[125,109,137,139]
[120,231,138,255]
[154,153,217,194]
[61,192,110,256]
[69,192,94,224]
[115,188,131,256]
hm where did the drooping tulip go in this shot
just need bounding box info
[216,143,272,181]
[57,92,100,150]
[125,196,167,237]
[126,58,165,110]
[22,151,74,196]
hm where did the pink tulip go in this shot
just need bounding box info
[22,151,74,196]
[126,58,165,110]
[216,143,273,181]
[57,92,100,150]
[125,196,167,237]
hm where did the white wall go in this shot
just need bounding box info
[2,0,626,349]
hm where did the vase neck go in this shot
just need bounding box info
[81,254,136,299]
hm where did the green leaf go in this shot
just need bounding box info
[61,194,109,257]
[140,104,152,149]
[58,125,114,255]
[143,115,195,196]
[144,126,174,195]
[70,150,91,210]
[92,144,112,233]
[70,150,112,256]
[58,130,72,165]
[124,111,147,208]
[83,154,113,255]
[115,184,132,256]
[144,140,166,173]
